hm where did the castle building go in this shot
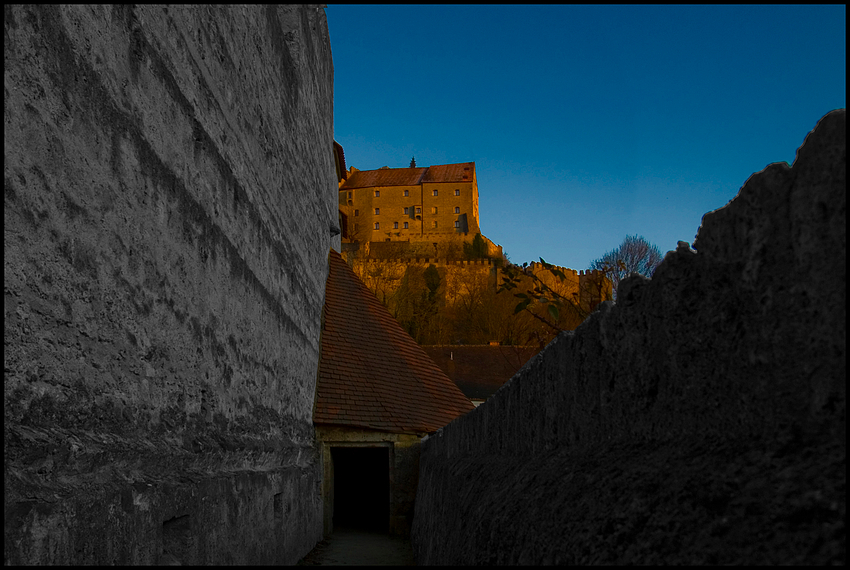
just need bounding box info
[339,162,481,247]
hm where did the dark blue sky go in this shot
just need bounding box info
[327,4,845,270]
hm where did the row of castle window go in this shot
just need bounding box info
[364,207,461,215]
[357,189,462,198]
[372,220,461,229]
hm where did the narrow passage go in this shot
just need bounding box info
[297,527,415,566]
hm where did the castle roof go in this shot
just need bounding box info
[420,345,541,401]
[339,162,475,190]
[315,250,475,433]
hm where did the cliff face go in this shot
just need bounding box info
[412,109,845,564]
[4,5,335,564]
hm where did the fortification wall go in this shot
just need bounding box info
[348,257,496,306]
[352,231,500,261]
[523,263,613,313]
[4,5,334,564]
[412,110,845,564]
[348,255,606,315]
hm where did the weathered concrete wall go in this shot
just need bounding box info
[412,109,845,564]
[4,5,335,564]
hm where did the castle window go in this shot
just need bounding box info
[403,222,409,229]
[454,220,459,228]
[374,222,379,230]
[432,221,438,228]
[355,209,359,216]
[375,208,380,215]
[416,207,421,214]
[393,221,398,229]
[404,190,409,197]
[433,189,438,196]
[431,207,437,215]
[404,207,409,215]
[455,189,460,196]
[375,190,380,197]
[348,192,352,199]
[454,207,460,214]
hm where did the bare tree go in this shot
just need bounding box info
[589,234,663,299]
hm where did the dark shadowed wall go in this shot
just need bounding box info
[412,110,845,565]
[5,4,335,564]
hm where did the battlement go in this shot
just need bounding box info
[525,261,605,278]
[364,257,496,267]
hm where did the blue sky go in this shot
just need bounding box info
[326,5,845,270]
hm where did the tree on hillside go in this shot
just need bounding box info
[463,233,488,259]
[393,264,451,344]
[589,234,663,299]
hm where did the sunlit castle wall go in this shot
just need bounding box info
[5,5,335,565]
[338,162,481,249]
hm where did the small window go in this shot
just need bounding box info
[354,209,359,216]
[455,189,460,196]
[374,222,379,230]
[431,207,437,214]
[393,221,398,229]
[347,192,352,199]
[416,207,421,214]
[454,220,459,228]
[403,222,409,229]
[433,189,438,196]
[375,190,380,197]
[404,207,409,215]
[432,220,438,228]
[375,208,380,215]
[454,207,460,214]
[404,190,409,197]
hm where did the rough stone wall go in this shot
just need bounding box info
[347,257,495,305]
[412,110,845,564]
[4,5,335,565]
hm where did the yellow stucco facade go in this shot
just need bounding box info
[339,162,481,246]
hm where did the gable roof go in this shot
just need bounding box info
[421,345,540,401]
[315,250,475,433]
[420,162,475,183]
[339,162,475,190]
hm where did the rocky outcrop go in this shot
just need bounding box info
[412,109,845,564]
[4,5,335,564]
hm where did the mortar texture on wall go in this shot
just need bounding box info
[4,4,335,564]
[412,109,846,565]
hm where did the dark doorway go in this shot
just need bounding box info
[332,446,389,533]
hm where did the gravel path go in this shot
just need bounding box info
[297,527,415,566]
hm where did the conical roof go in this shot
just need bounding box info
[315,250,475,433]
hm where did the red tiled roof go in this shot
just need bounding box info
[339,162,475,190]
[420,162,475,183]
[315,251,475,433]
[420,345,540,401]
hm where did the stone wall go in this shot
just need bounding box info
[412,109,845,564]
[4,5,335,565]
